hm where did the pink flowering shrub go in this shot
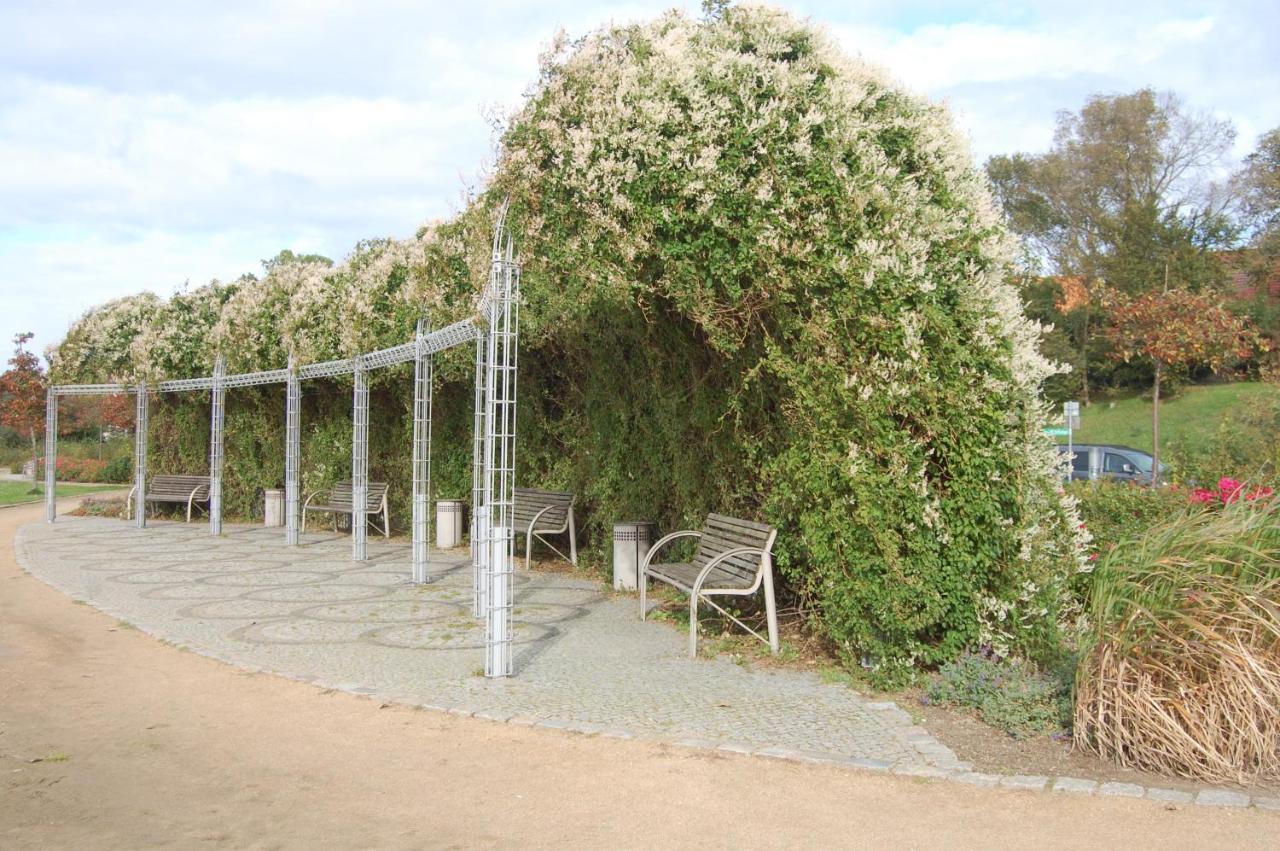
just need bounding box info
[1189,478,1274,505]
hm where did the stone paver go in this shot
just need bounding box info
[1195,789,1250,808]
[1145,788,1194,805]
[1052,777,1098,795]
[15,518,949,772]
[1098,782,1146,798]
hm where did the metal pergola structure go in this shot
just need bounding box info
[43,214,522,677]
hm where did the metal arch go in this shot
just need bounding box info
[49,204,518,678]
[53,383,129,396]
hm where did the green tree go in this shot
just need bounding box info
[988,89,1238,402]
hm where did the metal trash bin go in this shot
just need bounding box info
[436,500,465,549]
[613,521,655,591]
[263,489,285,527]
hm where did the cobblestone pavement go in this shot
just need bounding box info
[16,517,964,772]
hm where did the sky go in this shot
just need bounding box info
[2,0,1278,360]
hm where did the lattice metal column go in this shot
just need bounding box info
[209,356,226,536]
[44,387,57,523]
[411,320,434,583]
[471,328,488,616]
[351,356,369,561]
[134,385,149,528]
[484,233,520,678]
[284,356,301,546]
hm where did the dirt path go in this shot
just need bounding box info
[1,500,1274,849]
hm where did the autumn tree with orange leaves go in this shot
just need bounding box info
[0,333,47,477]
[1106,292,1264,481]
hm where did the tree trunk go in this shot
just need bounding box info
[1080,308,1091,405]
[1151,360,1161,486]
[28,429,38,484]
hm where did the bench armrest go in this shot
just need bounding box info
[303,489,325,510]
[639,530,703,576]
[527,503,559,533]
[692,547,770,594]
[125,485,138,519]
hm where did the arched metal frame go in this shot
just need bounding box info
[43,214,521,676]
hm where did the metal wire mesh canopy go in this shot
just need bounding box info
[44,210,523,677]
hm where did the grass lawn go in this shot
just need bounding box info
[1058,381,1280,454]
[0,481,127,507]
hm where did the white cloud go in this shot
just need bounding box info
[1,0,1277,356]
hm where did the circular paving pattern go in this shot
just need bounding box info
[298,599,465,624]
[242,584,392,603]
[142,583,243,600]
[232,619,370,645]
[364,620,556,650]
[182,599,315,620]
[198,570,334,587]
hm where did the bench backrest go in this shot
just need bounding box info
[513,487,574,531]
[149,475,211,498]
[328,480,389,511]
[693,513,777,584]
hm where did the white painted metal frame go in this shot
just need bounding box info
[134,385,149,528]
[285,356,301,546]
[411,319,434,583]
[209,356,226,536]
[44,208,520,676]
[351,356,369,561]
[43,387,57,523]
[481,220,520,677]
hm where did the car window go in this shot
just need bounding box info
[1103,452,1130,474]
[1129,454,1153,473]
[1071,450,1090,472]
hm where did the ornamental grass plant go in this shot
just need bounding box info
[1074,494,1280,782]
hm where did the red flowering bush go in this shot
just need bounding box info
[36,457,108,483]
[1189,478,1274,505]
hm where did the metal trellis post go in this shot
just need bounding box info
[412,319,434,583]
[209,356,226,536]
[352,356,369,561]
[471,327,488,616]
[44,387,57,523]
[285,355,300,546]
[134,385,148,528]
[484,231,520,678]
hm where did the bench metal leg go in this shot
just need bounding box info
[763,555,779,655]
[689,593,700,658]
[639,569,647,620]
[568,507,577,565]
[525,528,534,571]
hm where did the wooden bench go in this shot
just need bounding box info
[126,475,212,522]
[640,513,779,658]
[302,481,390,537]
[513,487,577,569]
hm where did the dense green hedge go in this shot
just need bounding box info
[50,5,1083,681]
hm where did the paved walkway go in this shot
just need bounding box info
[15,517,963,772]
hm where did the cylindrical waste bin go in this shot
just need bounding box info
[436,500,465,549]
[263,489,285,527]
[613,521,656,591]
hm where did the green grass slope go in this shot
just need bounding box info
[1059,382,1279,454]
[0,481,125,507]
